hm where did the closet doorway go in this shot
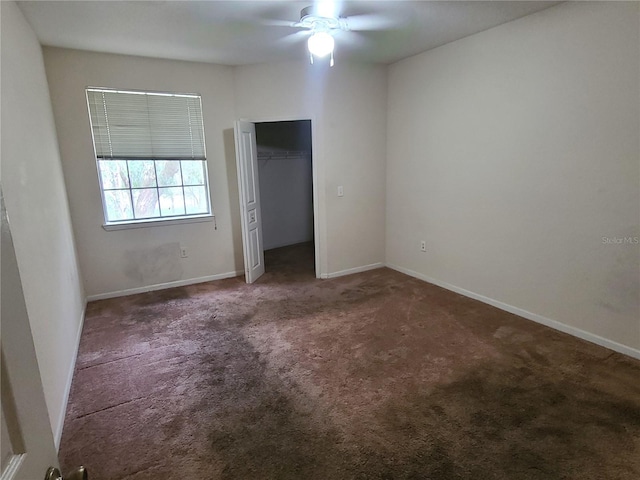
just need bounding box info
[255,120,315,276]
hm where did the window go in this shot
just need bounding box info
[86,88,211,226]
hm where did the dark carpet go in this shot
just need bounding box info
[59,242,640,480]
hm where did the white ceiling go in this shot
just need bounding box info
[18,1,561,66]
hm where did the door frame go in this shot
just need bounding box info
[239,115,323,279]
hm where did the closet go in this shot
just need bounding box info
[255,120,314,255]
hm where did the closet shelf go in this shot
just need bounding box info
[257,150,311,161]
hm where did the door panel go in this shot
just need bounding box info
[1,189,59,480]
[249,228,262,269]
[243,133,258,206]
[234,121,265,283]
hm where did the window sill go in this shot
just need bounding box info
[102,214,214,231]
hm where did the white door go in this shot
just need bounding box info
[1,191,59,480]
[234,120,265,283]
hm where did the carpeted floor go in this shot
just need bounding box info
[59,242,640,480]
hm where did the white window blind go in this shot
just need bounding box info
[86,88,212,226]
[87,88,206,160]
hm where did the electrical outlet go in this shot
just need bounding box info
[180,246,188,258]
[420,240,426,252]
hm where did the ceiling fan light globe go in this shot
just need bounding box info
[308,32,334,57]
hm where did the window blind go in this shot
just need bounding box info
[87,89,206,160]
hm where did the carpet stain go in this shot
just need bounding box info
[370,363,640,480]
[59,243,640,479]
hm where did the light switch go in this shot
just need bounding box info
[337,186,344,197]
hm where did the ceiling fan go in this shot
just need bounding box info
[275,4,398,66]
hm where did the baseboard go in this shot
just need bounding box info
[86,271,243,302]
[321,262,384,279]
[55,298,87,451]
[387,263,640,361]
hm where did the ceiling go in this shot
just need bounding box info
[18,1,561,66]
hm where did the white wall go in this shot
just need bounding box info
[42,48,243,298]
[386,2,640,352]
[234,62,388,276]
[1,1,86,444]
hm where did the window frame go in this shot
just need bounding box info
[86,87,214,229]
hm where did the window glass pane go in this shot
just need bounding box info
[104,190,133,221]
[99,160,129,189]
[128,160,157,188]
[156,160,182,187]
[181,161,205,186]
[184,186,209,215]
[132,189,160,219]
[159,187,186,216]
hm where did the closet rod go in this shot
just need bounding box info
[257,150,311,161]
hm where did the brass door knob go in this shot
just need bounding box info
[44,466,88,480]
[66,466,88,480]
[44,467,62,480]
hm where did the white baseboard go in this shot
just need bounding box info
[86,271,243,302]
[55,298,87,451]
[387,263,640,361]
[321,262,384,279]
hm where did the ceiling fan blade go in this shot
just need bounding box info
[259,18,297,28]
[334,30,371,49]
[344,13,405,31]
[276,30,311,47]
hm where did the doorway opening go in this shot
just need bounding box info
[255,120,315,277]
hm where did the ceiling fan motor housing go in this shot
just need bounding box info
[298,5,349,32]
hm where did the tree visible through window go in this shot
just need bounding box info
[86,88,211,225]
